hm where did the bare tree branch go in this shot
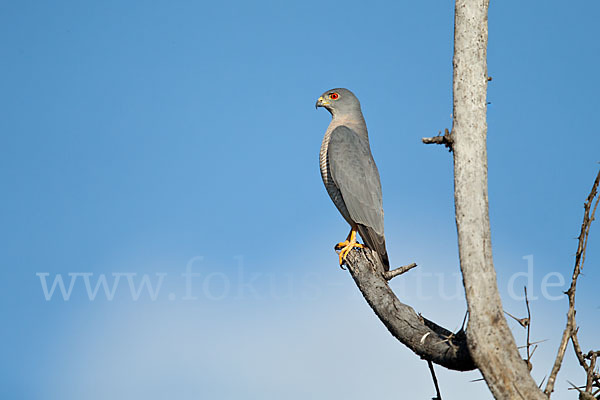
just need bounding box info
[383,262,417,280]
[585,351,597,394]
[507,287,535,371]
[427,360,443,400]
[524,287,533,370]
[546,328,572,396]
[344,248,475,371]
[422,128,453,151]
[545,168,600,397]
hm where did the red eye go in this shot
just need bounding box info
[329,93,339,100]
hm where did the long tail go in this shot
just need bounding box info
[357,224,389,271]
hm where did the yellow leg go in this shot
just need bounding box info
[335,227,364,266]
[335,230,353,249]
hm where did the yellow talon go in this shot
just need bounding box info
[335,227,364,266]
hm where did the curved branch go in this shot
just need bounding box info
[344,248,475,371]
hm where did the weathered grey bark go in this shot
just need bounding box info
[345,249,475,371]
[451,0,546,398]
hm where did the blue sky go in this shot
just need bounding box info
[1,1,599,399]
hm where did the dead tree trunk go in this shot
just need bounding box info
[451,0,546,398]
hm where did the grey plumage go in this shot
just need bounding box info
[316,88,390,270]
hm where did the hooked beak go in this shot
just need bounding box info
[315,96,330,109]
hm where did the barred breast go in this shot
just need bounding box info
[320,125,353,226]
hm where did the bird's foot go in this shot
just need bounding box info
[335,240,364,266]
[334,241,349,251]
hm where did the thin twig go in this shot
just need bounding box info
[538,375,547,389]
[572,328,588,368]
[383,262,417,280]
[524,287,532,366]
[427,359,443,400]
[517,339,548,349]
[504,289,534,372]
[504,310,529,328]
[544,168,600,397]
[586,353,597,393]
[567,381,597,400]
